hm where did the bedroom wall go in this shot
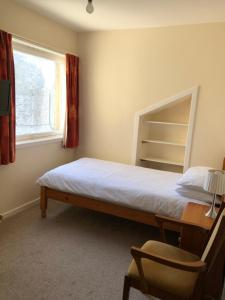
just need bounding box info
[77,23,225,169]
[0,0,78,214]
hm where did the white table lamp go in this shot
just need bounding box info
[204,169,225,219]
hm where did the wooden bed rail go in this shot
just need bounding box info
[40,157,225,232]
[40,186,181,232]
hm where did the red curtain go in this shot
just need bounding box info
[0,30,15,165]
[64,54,79,148]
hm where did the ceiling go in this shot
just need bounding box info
[14,0,225,32]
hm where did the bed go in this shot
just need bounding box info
[38,157,225,231]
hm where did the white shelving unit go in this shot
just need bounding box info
[132,87,199,173]
[141,118,187,170]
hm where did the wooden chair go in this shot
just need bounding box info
[122,208,225,300]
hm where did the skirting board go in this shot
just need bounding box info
[0,197,39,221]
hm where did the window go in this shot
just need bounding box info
[13,39,66,142]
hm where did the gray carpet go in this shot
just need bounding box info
[0,201,182,300]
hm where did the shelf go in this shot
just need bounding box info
[134,89,198,173]
[142,139,186,147]
[140,157,184,167]
[145,121,188,127]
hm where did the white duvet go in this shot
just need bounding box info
[37,157,204,218]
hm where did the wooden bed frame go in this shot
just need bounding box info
[40,186,182,231]
[40,158,225,232]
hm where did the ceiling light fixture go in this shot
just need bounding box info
[86,0,94,14]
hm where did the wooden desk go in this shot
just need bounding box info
[180,202,215,256]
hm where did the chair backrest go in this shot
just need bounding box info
[200,207,225,299]
[208,195,225,236]
[201,208,225,262]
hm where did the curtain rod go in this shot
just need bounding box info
[10,31,77,57]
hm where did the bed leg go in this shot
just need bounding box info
[40,186,48,218]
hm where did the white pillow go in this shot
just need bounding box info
[175,187,219,204]
[177,166,213,192]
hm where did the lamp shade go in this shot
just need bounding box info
[204,169,225,196]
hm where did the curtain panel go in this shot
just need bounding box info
[63,54,79,148]
[0,30,16,165]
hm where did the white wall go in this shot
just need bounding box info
[0,0,78,214]
[77,23,225,169]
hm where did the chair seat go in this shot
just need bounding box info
[128,241,201,300]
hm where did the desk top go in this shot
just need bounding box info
[181,202,215,230]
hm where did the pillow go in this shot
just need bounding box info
[175,187,220,205]
[177,166,213,192]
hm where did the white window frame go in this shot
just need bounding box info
[13,38,66,147]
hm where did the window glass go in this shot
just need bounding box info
[13,45,65,139]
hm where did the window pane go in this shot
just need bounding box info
[14,50,65,136]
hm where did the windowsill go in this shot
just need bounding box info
[16,135,63,149]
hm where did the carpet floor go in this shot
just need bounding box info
[0,201,210,300]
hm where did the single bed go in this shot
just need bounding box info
[38,157,225,231]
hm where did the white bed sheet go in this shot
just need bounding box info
[37,158,204,219]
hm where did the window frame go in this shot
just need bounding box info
[13,38,66,146]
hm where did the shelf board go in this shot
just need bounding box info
[140,157,184,167]
[142,139,186,147]
[145,121,188,127]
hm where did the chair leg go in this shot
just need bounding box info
[122,275,131,300]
